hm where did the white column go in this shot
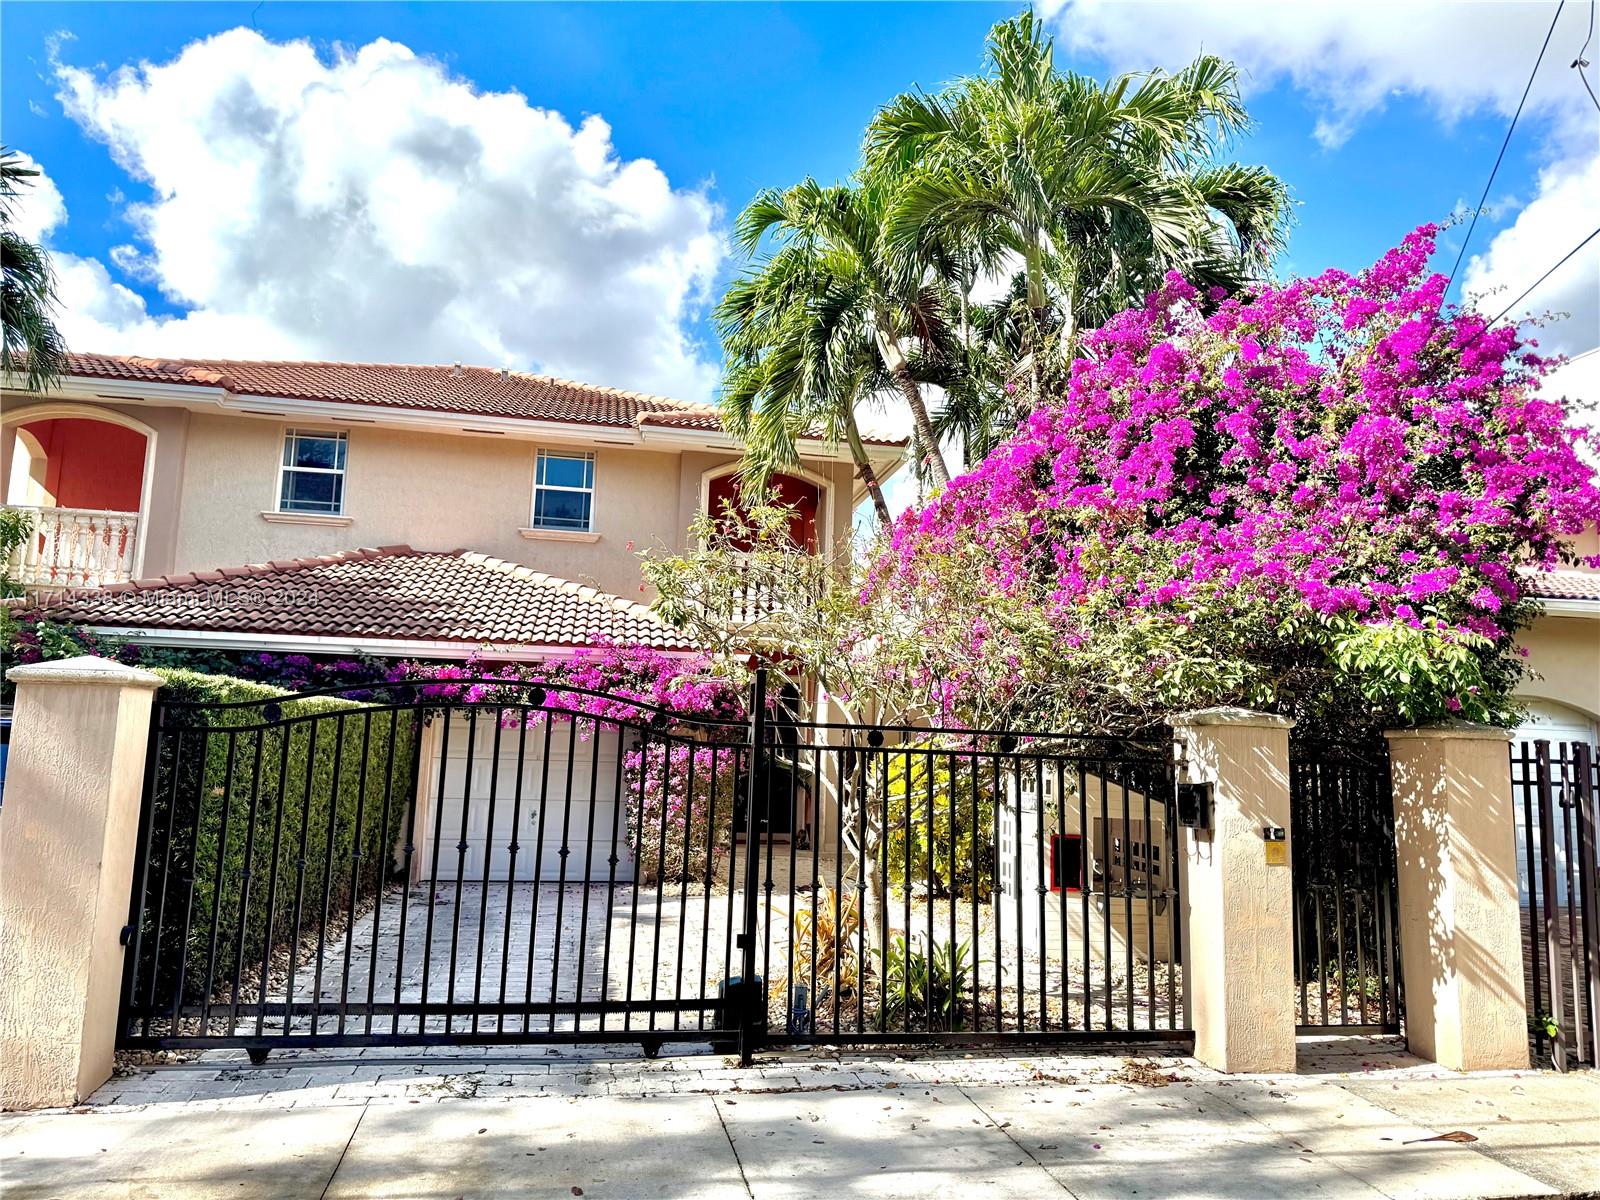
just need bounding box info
[0,656,163,1109]
[1385,723,1528,1071]
[1172,707,1297,1074]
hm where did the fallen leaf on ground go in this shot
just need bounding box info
[1404,1131,1479,1145]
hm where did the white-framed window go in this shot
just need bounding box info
[277,428,348,515]
[531,449,595,532]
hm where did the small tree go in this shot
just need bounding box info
[643,504,1035,952]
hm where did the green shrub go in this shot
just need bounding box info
[133,669,419,1019]
[883,745,996,899]
[882,935,972,1032]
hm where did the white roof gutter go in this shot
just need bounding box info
[80,624,702,661]
[1536,598,1600,619]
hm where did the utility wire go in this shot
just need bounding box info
[1483,225,1600,331]
[1442,226,1600,364]
[1574,0,1599,112]
[1444,0,1566,300]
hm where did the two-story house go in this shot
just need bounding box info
[3,353,904,661]
[3,352,1595,741]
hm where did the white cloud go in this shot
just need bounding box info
[1043,0,1595,152]
[1462,153,1600,360]
[7,152,66,243]
[41,28,726,400]
[1046,0,1599,410]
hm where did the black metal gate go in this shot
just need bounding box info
[117,671,1189,1060]
[1512,739,1600,1071]
[1289,741,1403,1034]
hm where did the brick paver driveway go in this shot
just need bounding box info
[255,881,741,1039]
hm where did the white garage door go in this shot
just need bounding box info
[427,711,635,883]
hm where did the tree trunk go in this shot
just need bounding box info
[874,321,951,488]
[1023,240,1048,407]
[844,407,892,528]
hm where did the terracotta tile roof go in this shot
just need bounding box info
[56,351,908,447]
[635,409,724,432]
[35,546,697,652]
[1521,567,1600,603]
[59,352,719,430]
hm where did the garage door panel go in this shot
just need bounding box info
[434,757,624,813]
[457,830,634,882]
[427,715,634,883]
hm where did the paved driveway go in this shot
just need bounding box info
[253,881,738,1038]
[240,879,1178,1042]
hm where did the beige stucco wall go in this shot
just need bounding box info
[1385,724,1527,1071]
[1172,708,1297,1074]
[2,395,868,600]
[1515,615,1600,719]
[169,413,707,598]
[2,395,192,579]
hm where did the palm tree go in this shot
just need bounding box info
[1,149,66,392]
[718,255,895,526]
[725,177,953,490]
[868,13,1288,383]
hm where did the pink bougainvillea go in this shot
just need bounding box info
[867,226,1600,731]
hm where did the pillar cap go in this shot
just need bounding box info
[1171,706,1295,730]
[1383,720,1511,743]
[6,655,164,690]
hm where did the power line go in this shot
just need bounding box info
[1444,0,1566,300]
[1483,224,1600,330]
[1574,0,1599,112]
[1446,225,1600,361]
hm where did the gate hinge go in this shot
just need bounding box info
[735,932,751,949]
[119,924,134,947]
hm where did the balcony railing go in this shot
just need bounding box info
[715,551,829,625]
[3,506,141,592]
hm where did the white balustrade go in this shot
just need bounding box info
[3,506,141,591]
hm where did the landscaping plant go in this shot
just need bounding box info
[134,669,418,1018]
[784,883,865,1022]
[883,744,997,899]
[882,934,972,1032]
[866,225,1600,736]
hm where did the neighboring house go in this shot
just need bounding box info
[1513,561,1600,745]
[1,352,903,628]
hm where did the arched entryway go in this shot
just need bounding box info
[704,469,822,553]
[3,408,154,589]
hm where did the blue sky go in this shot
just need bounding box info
[3,1,1595,476]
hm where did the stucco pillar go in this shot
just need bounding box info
[1,656,163,1110]
[1172,707,1297,1073]
[1384,723,1527,1071]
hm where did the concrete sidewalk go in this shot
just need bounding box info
[1,1038,1592,1199]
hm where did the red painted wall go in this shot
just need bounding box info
[707,472,819,552]
[19,418,146,512]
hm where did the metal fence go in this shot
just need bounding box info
[116,671,1189,1061]
[1289,741,1403,1034]
[1512,739,1600,1071]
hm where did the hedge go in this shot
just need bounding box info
[131,669,420,1024]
